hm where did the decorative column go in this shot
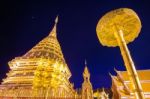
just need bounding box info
[114,29,145,99]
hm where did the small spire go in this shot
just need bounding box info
[49,16,59,37]
[55,15,58,23]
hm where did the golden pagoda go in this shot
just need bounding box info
[81,61,93,99]
[0,17,75,98]
[110,69,150,99]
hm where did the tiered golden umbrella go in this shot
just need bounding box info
[96,8,145,99]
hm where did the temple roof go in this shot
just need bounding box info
[111,69,150,97]
[21,17,65,63]
[119,69,150,81]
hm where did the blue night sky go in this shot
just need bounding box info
[0,0,150,89]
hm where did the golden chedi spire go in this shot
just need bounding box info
[49,16,58,37]
[82,60,93,99]
[22,16,65,63]
[0,16,75,98]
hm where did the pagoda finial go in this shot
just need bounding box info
[85,59,87,66]
[55,15,58,24]
[49,16,59,37]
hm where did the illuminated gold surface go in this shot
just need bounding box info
[96,8,141,47]
[93,88,109,99]
[0,17,76,98]
[111,70,150,99]
[81,64,93,99]
[96,8,145,99]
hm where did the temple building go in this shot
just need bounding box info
[110,69,150,99]
[81,61,93,99]
[0,17,76,98]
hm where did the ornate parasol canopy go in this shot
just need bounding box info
[96,8,141,47]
